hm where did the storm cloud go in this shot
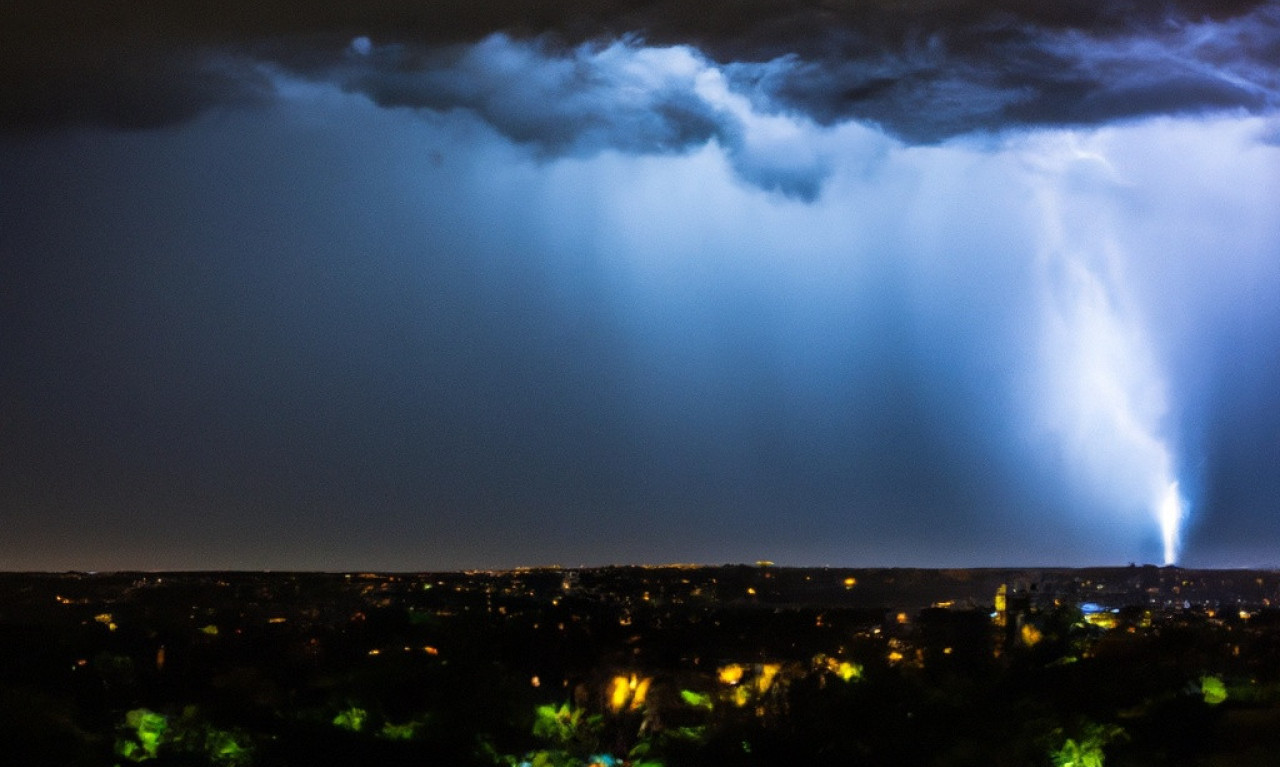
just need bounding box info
[4,0,1276,148]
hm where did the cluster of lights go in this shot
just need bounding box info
[366,645,439,656]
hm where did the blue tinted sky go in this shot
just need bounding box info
[1,1,1278,570]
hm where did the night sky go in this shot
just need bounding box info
[2,0,1278,571]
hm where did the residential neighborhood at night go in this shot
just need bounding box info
[5,566,1280,765]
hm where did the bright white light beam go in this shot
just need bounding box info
[1028,131,1187,564]
[1159,480,1186,566]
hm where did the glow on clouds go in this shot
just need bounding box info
[334,34,853,199]
[260,37,1275,563]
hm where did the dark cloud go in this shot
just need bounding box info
[2,0,1275,145]
[0,48,274,132]
[725,6,1280,141]
[335,36,727,157]
[324,35,839,199]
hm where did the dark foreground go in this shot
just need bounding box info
[3,565,1280,766]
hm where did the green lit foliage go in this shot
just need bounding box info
[114,707,253,766]
[196,726,253,767]
[487,744,581,767]
[332,705,368,732]
[812,654,863,683]
[486,703,614,767]
[1049,722,1125,767]
[379,720,419,740]
[184,727,250,767]
[1052,738,1102,767]
[623,736,668,767]
[326,701,430,741]
[1200,675,1228,706]
[1052,738,1106,767]
[517,751,575,767]
[502,692,702,767]
[116,709,167,762]
[531,703,602,749]
[679,690,714,711]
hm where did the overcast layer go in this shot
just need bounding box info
[1,1,1278,570]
